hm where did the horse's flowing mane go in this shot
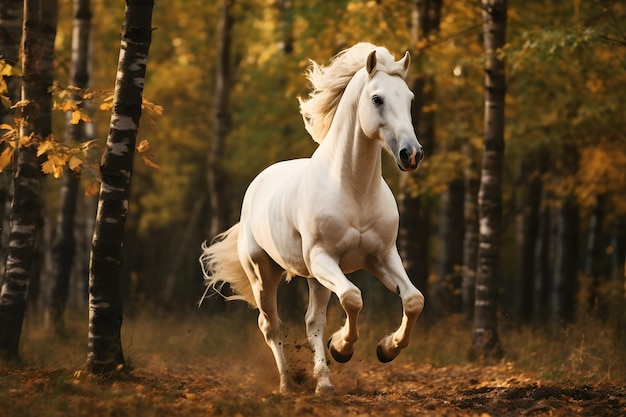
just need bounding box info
[298,42,408,144]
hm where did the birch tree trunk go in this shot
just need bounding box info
[533,189,554,322]
[398,0,442,320]
[471,0,506,359]
[0,0,23,122]
[87,0,153,374]
[513,155,541,324]
[0,0,42,361]
[551,195,579,327]
[207,0,234,238]
[610,222,625,347]
[435,177,464,315]
[0,0,22,70]
[47,0,91,334]
[461,141,479,320]
[0,0,24,282]
[27,0,57,311]
[584,195,605,316]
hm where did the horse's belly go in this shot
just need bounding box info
[260,227,311,278]
[281,253,311,277]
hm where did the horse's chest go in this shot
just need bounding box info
[333,227,385,272]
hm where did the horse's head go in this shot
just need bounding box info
[357,48,424,171]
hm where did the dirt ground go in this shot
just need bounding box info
[2,353,625,417]
[2,310,625,416]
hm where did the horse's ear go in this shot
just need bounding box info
[400,51,411,78]
[366,50,377,75]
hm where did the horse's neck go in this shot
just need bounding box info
[314,75,382,195]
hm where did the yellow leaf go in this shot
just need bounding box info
[11,99,30,109]
[84,181,100,197]
[0,62,16,76]
[99,95,114,111]
[19,134,33,147]
[37,140,56,157]
[80,139,100,151]
[142,99,164,116]
[0,147,14,172]
[71,111,82,124]
[57,99,81,112]
[52,166,63,178]
[0,95,10,108]
[41,155,66,178]
[41,159,56,176]
[2,64,21,77]
[69,156,82,172]
[136,139,150,154]
[141,155,160,170]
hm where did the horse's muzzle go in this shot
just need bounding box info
[398,145,424,171]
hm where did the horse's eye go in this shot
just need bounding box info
[372,95,384,106]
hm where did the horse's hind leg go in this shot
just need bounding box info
[240,244,293,393]
[305,278,332,394]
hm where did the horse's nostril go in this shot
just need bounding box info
[417,147,424,161]
[399,148,411,164]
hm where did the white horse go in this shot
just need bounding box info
[200,43,425,394]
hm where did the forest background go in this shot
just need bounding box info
[0,0,625,374]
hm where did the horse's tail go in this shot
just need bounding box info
[199,223,257,308]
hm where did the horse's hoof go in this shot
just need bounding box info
[278,381,296,396]
[327,338,353,363]
[315,383,334,395]
[376,344,395,363]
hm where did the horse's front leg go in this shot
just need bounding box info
[370,248,425,362]
[308,249,363,364]
[305,278,333,394]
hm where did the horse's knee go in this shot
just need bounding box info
[404,290,425,316]
[258,312,281,341]
[339,288,363,314]
[305,310,324,329]
[258,313,270,334]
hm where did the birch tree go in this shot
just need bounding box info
[206,0,234,238]
[471,0,507,359]
[513,154,542,324]
[47,0,91,334]
[0,0,42,361]
[87,0,153,374]
[461,141,479,320]
[552,194,578,327]
[0,0,23,280]
[398,0,442,319]
[28,0,57,309]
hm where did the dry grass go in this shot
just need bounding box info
[2,306,624,417]
[505,317,626,383]
[16,304,625,386]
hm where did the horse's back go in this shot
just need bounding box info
[242,158,309,213]
[239,158,311,276]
